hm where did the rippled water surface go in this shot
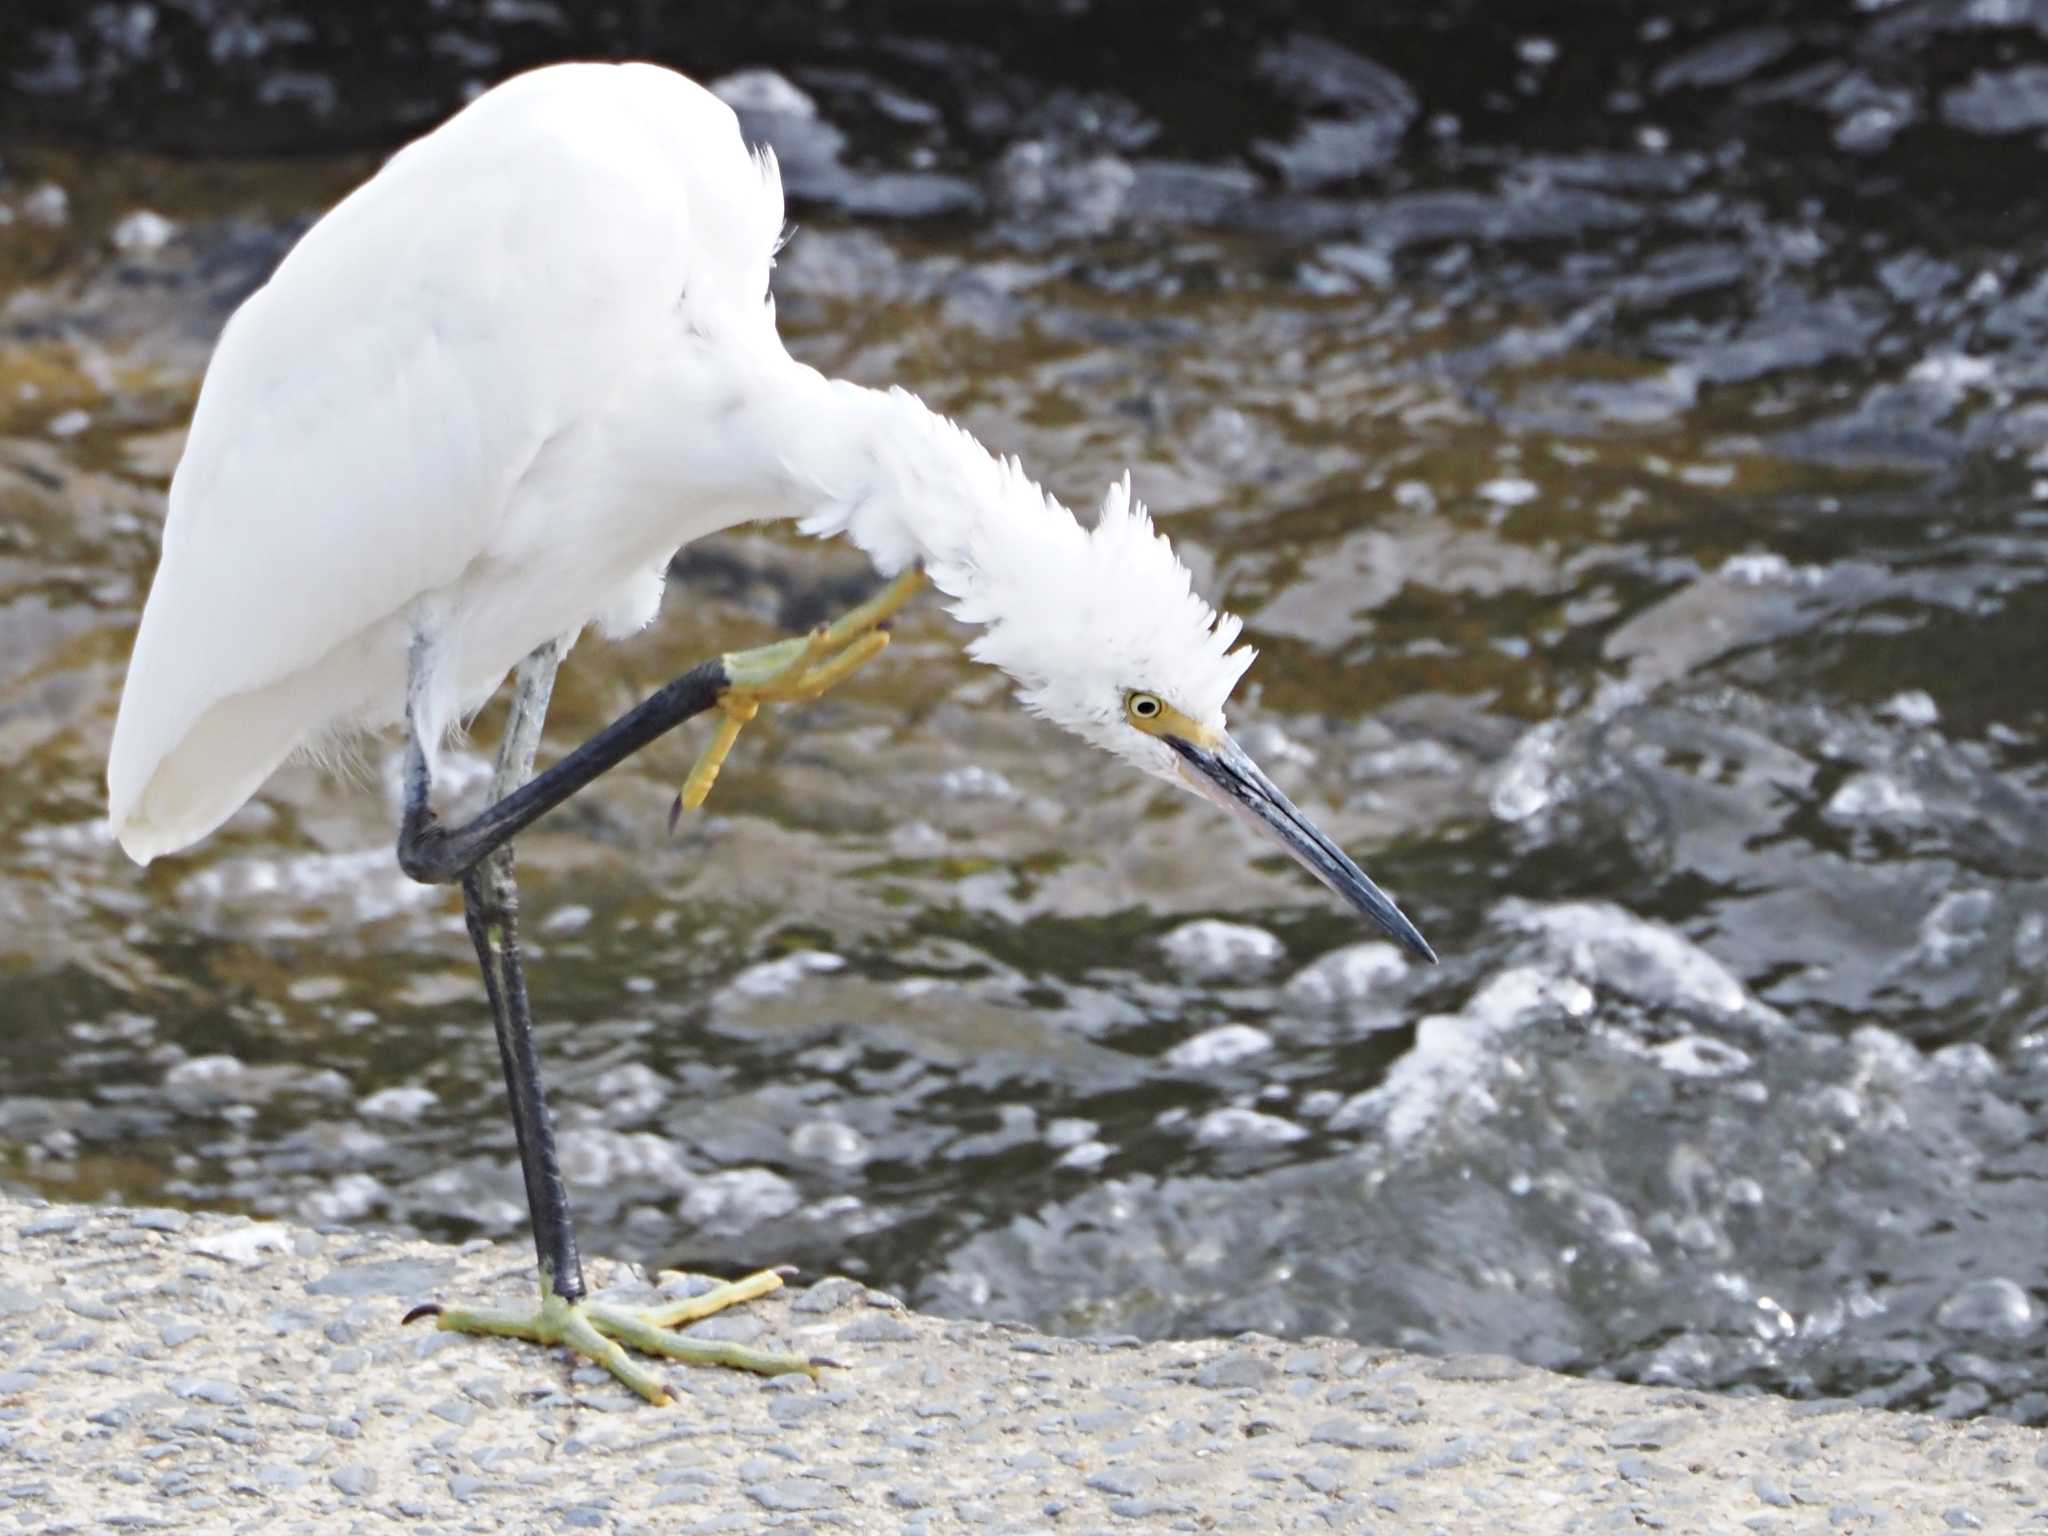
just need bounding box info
[5,6,2048,1423]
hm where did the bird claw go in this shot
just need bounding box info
[422,1269,816,1405]
[673,569,925,816]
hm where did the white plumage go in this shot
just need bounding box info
[102,59,1433,1406]
[108,61,1257,862]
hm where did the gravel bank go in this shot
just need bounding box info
[0,1196,2042,1533]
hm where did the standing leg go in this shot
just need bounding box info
[458,640,585,1304]
[399,639,818,1404]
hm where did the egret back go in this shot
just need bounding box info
[107,63,786,862]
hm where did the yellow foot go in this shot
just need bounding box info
[674,567,927,818]
[405,1269,818,1406]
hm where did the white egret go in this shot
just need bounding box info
[106,61,1435,1405]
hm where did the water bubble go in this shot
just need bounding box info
[1282,943,1408,1009]
[1164,1024,1273,1071]
[358,1086,437,1123]
[1055,1140,1113,1171]
[709,68,818,118]
[1192,1107,1308,1146]
[1935,1278,2037,1341]
[20,183,69,226]
[559,1128,693,1188]
[679,1168,800,1233]
[302,1173,386,1225]
[1491,719,1568,822]
[1500,900,1763,1023]
[789,1119,870,1168]
[1158,919,1284,980]
[1477,476,1538,507]
[1917,889,1995,967]
[1333,966,1589,1143]
[1045,1117,1099,1150]
[585,1064,669,1121]
[719,950,845,1002]
[540,904,592,934]
[1825,771,1925,823]
[111,209,177,252]
[1880,690,1940,727]
[935,765,1017,800]
[1650,1036,1753,1078]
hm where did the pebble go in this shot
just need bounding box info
[793,1277,864,1314]
[0,1286,40,1316]
[167,1378,240,1405]
[745,1477,835,1511]
[840,1314,918,1343]
[189,1224,292,1267]
[1194,1352,1274,1389]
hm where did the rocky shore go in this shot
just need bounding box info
[0,1195,2042,1533]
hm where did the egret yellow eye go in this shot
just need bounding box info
[1127,692,1164,722]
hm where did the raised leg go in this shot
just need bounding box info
[394,566,924,879]
[398,651,728,884]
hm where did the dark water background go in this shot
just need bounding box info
[4,1,2047,1422]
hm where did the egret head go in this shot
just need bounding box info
[959,475,1437,965]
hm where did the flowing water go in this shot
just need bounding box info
[4,4,2047,1423]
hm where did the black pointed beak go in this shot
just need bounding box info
[1167,734,1437,965]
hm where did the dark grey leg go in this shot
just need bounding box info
[395,639,823,1401]
[397,654,729,884]
[395,643,736,1297]
[443,641,587,1302]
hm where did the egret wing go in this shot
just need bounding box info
[107,64,782,860]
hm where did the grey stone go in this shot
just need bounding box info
[331,1465,377,1497]
[791,1277,864,1315]
[1427,1355,1528,1382]
[0,1286,40,1317]
[167,1378,240,1405]
[1194,1352,1273,1390]
[131,1210,191,1233]
[304,1258,454,1297]
[1086,1469,1152,1497]
[431,1397,476,1427]
[1108,1497,1193,1518]
[1609,1416,1694,1450]
[1309,1416,1406,1452]
[744,1477,835,1511]
[1755,1477,1795,1508]
[768,1393,831,1426]
[839,1314,917,1344]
